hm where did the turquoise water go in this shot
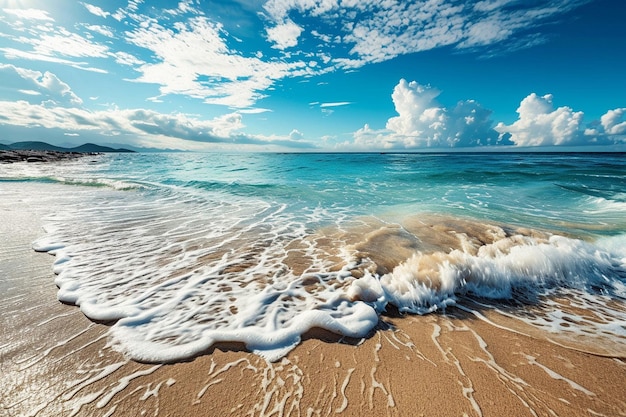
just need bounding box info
[12,152,626,229]
[2,152,625,361]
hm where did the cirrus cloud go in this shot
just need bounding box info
[82,3,110,19]
[263,0,592,67]
[2,8,54,21]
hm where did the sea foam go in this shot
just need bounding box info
[16,152,626,362]
[32,185,626,362]
[379,234,625,313]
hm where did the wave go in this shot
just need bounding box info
[50,176,144,190]
[556,183,626,202]
[378,234,626,312]
[32,195,626,362]
[0,175,143,191]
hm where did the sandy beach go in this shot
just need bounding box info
[1,182,624,417]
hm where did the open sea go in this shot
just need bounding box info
[2,152,625,361]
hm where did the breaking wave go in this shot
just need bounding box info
[32,187,626,362]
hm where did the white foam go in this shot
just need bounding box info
[32,187,385,363]
[585,196,626,214]
[30,180,626,363]
[597,234,626,267]
[379,234,625,314]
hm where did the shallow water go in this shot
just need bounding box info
[2,152,625,360]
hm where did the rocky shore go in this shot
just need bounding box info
[0,149,99,164]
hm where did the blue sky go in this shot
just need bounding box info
[0,0,624,151]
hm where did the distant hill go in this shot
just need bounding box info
[8,141,68,152]
[69,143,134,153]
[4,141,134,153]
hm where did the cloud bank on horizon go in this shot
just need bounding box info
[0,0,624,151]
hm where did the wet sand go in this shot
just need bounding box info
[2,195,626,417]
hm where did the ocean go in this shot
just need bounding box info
[2,152,625,362]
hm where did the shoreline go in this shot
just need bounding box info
[1,182,626,416]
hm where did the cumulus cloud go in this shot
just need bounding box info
[601,108,626,135]
[352,124,397,149]
[352,79,625,150]
[0,64,82,106]
[494,93,584,146]
[266,19,303,50]
[356,79,497,149]
[289,129,304,140]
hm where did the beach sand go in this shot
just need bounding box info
[2,190,626,417]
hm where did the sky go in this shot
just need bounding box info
[0,0,625,152]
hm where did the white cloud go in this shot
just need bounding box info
[0,0,605,141]
[210,112,245,137]
[24,28,109,58]
[82,3,111,18]
[239,108,273,114]
[266,19,304,50]
[0,64,82,106]
[311,30,332,43]
[319,102,351,108]
[126,16,309,108]
[263,0,338,21]
[262,0,591,67]
[289,129,304,140]
[353,81,622,151]
[601,108,626,135]
[164,0,197,16]
[313,101,351,116]
[17,89,40,96]
[0,99,316,150]
[473,0,516,13]
[352,123,397,149]
[84,24,115,38]
[113,51,144,67]
[494,93,584,146]
[459,19,512,47]
[379,79,497,148]
[3,4,308,109]
[112,1,145,21]
[4,1,586,115]
[38,72,83,106]
[0,16,112,73]
[1,47,109,73]
[2,8,54,21]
